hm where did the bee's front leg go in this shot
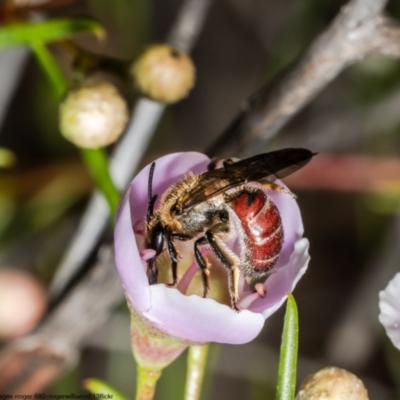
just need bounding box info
[147,257,158,285]
[166,232,193,287]
[166,235,178,287]
[194,236,212,297]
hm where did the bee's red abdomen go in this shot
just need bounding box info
[228,188,283,273]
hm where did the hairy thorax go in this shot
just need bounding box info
[154,173,227,237]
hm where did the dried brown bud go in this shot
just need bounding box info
[59,80,129,148]
[296,366,369,400]
[0,269,47,338]
[131,44,195,104]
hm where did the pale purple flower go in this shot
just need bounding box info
[379,273,400,350]
[114,152,310,345]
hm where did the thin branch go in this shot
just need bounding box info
[276,80,400,152]
[167,0,212,51]
[49,0,211,299]
[207,0,400,157]
[326,216,400,369]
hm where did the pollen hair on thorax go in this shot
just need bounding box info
[156,172,201,230]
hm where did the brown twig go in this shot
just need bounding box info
[207,0,400,157]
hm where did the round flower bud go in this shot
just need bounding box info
[59,81,129,148]
[131,44,195,104]
[296,366,369,400]
[0,269,47,338]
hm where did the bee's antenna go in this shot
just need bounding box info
[148,162,156,202]
[147,162,158,222]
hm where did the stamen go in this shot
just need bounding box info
[237,284,267,309]
[133,220,145,235]
[255,283,267,298]
[176,262,198,294]
[140,249,156,261]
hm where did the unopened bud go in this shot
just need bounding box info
[0,269,47,338]
[131,44,195,104]
[59,80,129,148]
[296,366,369,400]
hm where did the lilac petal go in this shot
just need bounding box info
[248,238,310,316]
[133,220,145,235]
[115,153,209,312]
[114,188,151,312]
[268,185,304,269]
[144,285,265,344]
[237,291,259,309]
[379,273,400,350]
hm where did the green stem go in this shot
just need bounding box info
[184,345,209,400]
[31,41,120,218]
[136,366,162,400]
[80,147,120,216]
[276,294,299,400]
[31,41,68,99]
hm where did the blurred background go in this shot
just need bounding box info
[1,0,400,399]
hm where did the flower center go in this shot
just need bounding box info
[135,220,232,307]
[156,241,232,306]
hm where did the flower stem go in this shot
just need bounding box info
[31,41,68,98]
[80,147,120,216]
[135,366,162,400]
[184,344,209,400]
[31,41,120,218]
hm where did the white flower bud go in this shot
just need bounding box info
[296,366,369,400]
[131,44,195,104]
[59,81,129,148]
[0,269,47,338]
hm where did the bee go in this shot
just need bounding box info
[145,148,315,311]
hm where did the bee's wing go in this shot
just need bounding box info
[179,175,245,211]
[181,148,315,211]
[231,147,315,181]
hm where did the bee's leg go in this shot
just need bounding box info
[194,237,212,297]
[148,257,158,285]
[258,179,296,198]
[205,224,241,312]
[166,235,178,287]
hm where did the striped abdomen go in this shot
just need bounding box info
[227,188,283,278]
